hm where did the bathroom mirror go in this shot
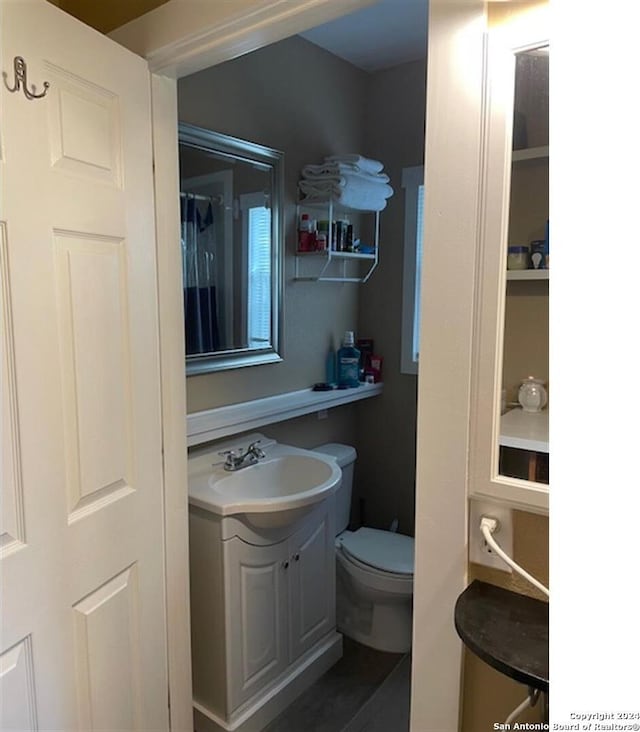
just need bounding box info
[179,123,284,375]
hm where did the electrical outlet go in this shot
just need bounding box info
[469,499,513,572]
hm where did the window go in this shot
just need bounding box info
[240,192,272,348]
[401,165,425,375]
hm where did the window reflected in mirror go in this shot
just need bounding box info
[499,46,549,485]
[178,125,283,375]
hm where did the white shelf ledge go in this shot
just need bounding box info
[499,408,549,453]
[296,250,376,260]
[506,269,549,280]
[187,382,383,447]
[512,145,549,162]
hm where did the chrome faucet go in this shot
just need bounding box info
[220,440,266,471]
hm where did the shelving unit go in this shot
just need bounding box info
[503,60,550,489]
[512,145,549,162]
[469,36,550,512]
[506,269,549,281]
[293,194,381,283]
[502,69,549,484]
[499,408,548,453]
[294,249,378,283]
[499,407,549,483]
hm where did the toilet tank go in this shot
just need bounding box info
[312,443,357,535]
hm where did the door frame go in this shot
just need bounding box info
[111,1,485,730]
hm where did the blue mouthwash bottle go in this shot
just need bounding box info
[337,331,360,388]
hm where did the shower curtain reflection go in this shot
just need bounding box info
[180,191,221,355]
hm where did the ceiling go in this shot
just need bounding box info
[53,0,169,34]
[299,0,428,73]
[51,0,428,70]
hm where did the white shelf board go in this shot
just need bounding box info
[187,382,383,447]
[512,145,549,162]
[470,481,549,515]
[298,199,384,215]
[506,269,549,280]
[296,250,376,260]
[499,408,548,453]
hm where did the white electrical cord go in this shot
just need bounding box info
[505,695,533,725]
[505,689,540,726]
[480,517,549,597]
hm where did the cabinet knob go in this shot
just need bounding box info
[282,560,289,570]
[294,553,300,562]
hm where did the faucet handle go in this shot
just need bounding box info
[218,449,240,469]
[247,440,265,458]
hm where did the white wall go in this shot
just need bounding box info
[410,1,485,729]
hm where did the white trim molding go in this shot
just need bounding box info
[410,1,486,730]
[150,74,194,732]
[121,0,481,727]
[109,0,379,79]
[400,165,425,376]
[187,382,383,447]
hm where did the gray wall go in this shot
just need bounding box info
[179,38,426,535]
[355,60,427,536]
[179,36,367,418]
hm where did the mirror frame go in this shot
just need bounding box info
[179,123,284,375]
[468,22,549,514]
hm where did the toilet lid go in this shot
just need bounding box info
[339,528,414,575]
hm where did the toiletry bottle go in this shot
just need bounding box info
[345,223,354,252]
[317,220,329,251]
[298,213,314,252]
[337,331,360,388]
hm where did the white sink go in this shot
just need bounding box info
[188,434,341,528]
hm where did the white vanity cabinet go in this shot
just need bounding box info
[287,510,336,661]
[225,505,335,710]
[189,496,340,732]
[225,535,290,710]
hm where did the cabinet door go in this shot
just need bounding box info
[225,536,289,711]
[288,506,336,662]
[469,20,550,514]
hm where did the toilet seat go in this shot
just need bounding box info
[336,545,413,596]
[337,528,414,576]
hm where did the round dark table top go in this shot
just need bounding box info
[454,579,549,692]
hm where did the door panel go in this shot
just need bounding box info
[0,637,37,731]
[72,566,142,731]
[225,536,288,711]
[0,1,168,729]
[53,232,135,521]
[1,221,25,556]
[45,64,123,187]
[289,505,335,662]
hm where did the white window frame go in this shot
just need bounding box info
[239,191,272,349]
[401,165,425,375]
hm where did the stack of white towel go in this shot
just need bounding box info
[299,154,393,211]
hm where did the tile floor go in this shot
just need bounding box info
[263,637,410,732]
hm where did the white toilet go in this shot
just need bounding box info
[313,443,414,653]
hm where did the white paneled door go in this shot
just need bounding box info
[0,1,169,729]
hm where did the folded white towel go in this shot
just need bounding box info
[299,178,394,201]
[302,162,390,184]
[301,190,388,212]
[324,154,384,175]
[299,182,390,212]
